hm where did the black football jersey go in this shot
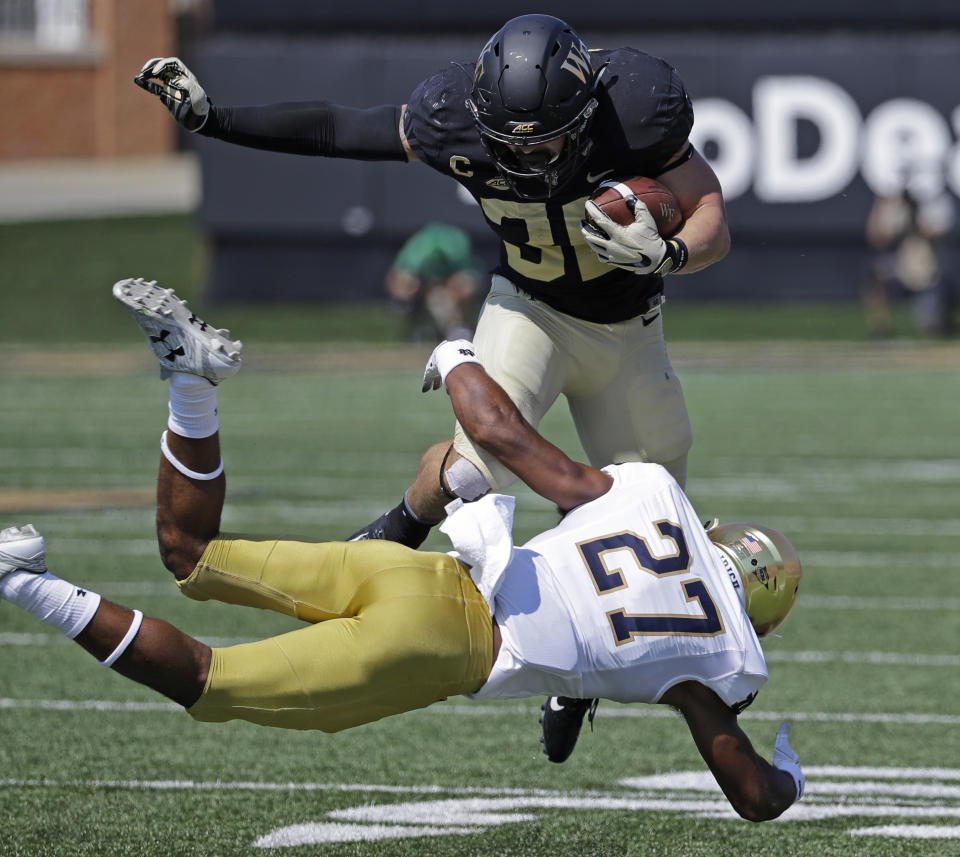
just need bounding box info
[403,48,694,323]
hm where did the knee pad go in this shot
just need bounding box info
[444,457,491,502]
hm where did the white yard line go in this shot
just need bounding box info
[435,705,960,726]
[849,825,960,839]
[1,696,957,725]
[7,767,960,845]
[0,632,260,647]
[764,650,960,667]
[4,765,960,797]
[761,516,960,538]
[7,585,957,610]
[800,595,960,611]
[6,630,957,668]
[84,587,960,609]
[803,551,955,568]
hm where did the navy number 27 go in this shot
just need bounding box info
[577,522,724,645]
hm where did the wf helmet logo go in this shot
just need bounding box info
[560,42,592,85]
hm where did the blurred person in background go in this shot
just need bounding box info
[862,165,956,339]
[385,222,482,343]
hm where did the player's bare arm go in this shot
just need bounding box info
[444,361,613,512]
[659,681,801,821]
[656,144,731,275]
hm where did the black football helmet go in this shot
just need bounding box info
[467,14,602,199]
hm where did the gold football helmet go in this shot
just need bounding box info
[705,521,802,637]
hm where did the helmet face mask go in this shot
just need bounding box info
[706,521,802,638]
[467,14,600,199]
[502,143,560,175]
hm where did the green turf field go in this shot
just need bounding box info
[2,327,959,856]
[0,214,929,344]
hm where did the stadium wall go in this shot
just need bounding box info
[208,1,960,31]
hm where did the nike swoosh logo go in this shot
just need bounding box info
[586,169,614,183]
[548,697,566,712]
[641,312,660,327]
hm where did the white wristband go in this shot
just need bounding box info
[99,609,144,667]
[436,339,482,385]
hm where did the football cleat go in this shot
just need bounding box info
[706,520,802,638]
[346,502,433,548]
[538,696,599,763]
[347,511,393,543]
[113,277,242,385]
[0,525,48,581]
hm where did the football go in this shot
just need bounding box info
[587,177,683,237]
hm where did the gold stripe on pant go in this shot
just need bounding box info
[178,535,493,732]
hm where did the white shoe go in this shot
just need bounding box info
[0,525,47,580]
[113,277,242,385]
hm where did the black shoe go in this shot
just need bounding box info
[538,697,599,763]
[347,500,433,549]
[347,510,392,541]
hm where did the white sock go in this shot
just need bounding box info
[168,372,219,439]
[0,571,101,639]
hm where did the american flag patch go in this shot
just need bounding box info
[740,535,763,555]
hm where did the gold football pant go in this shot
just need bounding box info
[178,535,493,732]
[453,275,692,489]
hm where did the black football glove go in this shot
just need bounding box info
[134,57,210,132]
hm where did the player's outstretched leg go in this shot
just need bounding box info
[1,524,209,707]
[113,277,242,579]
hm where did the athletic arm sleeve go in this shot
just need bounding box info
[198,101,406,161]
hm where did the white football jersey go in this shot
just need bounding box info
[468,462,767,709]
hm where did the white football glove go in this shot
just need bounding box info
[581,199,687,276]
[772,721,805,802]
[422,339,482,392]
[134,57,210,132]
